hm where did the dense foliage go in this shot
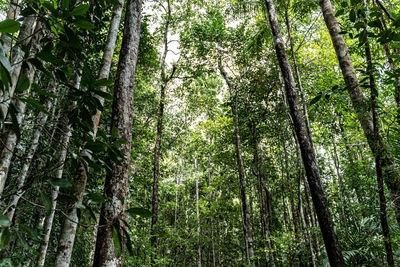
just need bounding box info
[0,0,399,266]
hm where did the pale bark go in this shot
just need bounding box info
[37,124,72,267]
[0,14,36,119]
[93,0,142,265]
[318,0,400,226]
[0,21,41,196]
[194,157,201,267]
[4,82,56,222]
[265,0,345,265]
[54,2,125,265]
[1,0,20,57]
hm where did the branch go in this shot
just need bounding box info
[375,0,395,21]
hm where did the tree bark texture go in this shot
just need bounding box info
[93,0,142,266]
[54,2,125,265]
[318,0,400,227]
[0,21,41,196]
[264,0,345,266]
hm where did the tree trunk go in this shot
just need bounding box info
[4,82,56,223]
[217,56,254,265]
[195,157,202,267]
[0,21,41,196]
[0,14,36,120]
[150,0,174,249]
[38,124,72,267]
[318,0,400,227]
[54,2,124,265]
[362,3,395,264]
[93,0,142,265]
[264,1,345,266]
[1,0,20,57]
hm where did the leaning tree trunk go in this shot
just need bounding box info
[318,0,400,227]
[93,0,142,266]
[264,0,345,266]
[0,21,41,196]
[54,2,125,265]
[362,2,395,265]
[217,56,254,265]
[4,82,56,223]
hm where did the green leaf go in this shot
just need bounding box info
[350,9,356,23]
[62,0,70,10]
[36,51,63,65]
[17,75,30,92]
[112,225,122,257]
[94,78,113,87]
[21,97,49,114]
[71,4,89,16]
[0,44,11,73]
[19,223,39,240]
[0,228,10,249]
[87,192,105,203]
[127,207,152,218]
[16,231,29,249]
[0,19,20,33]
[85,141,106,153]
[310,94,322,106]
[0,215,11,227]
[40,191,52,216]
[73,18,95,30]
[48,178,72,188]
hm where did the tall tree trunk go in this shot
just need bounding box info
[3,82,56,223]
[264,1,345,266]
[318,0,400,227]
[1,0,20,57]
[38,124,72,267]
[0,14,36,120]
[0,21,41,196]
[362,3,395,265]
[207,154,216,267]
[331,134,349,240]
[195,157,202,267]
[93,0,142,265]
[38,75,82,267]
[150,0,175,249]
[250,124,274,266]
[54,2,125,265]
[217,56,254,265]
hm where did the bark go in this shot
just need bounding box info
[318,0,400,227]
[0,14,36,120]
[195,157,201,267]
[250,124,274,266]
[0,21,41,196]
[362,3,395,264]
[1,0,20,57]
[331,134,349,240]
[207,154,216,267]
[54,2,125,265]
[150,0,176,248]
[93,0,142,265]
[264,1,345,266]
[218,55,254,265]
[38,124,72,267]
[3,82,56,223]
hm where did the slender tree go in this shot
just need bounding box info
[264,0,345,265]
[93,0,142,265]
[318,0,400,226]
